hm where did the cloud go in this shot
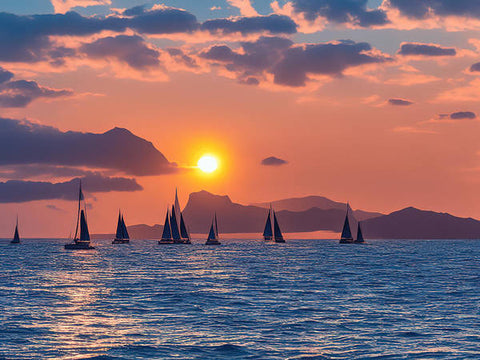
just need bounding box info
[0,68,14,84]
[46,204,65,212]
[470,62,480,72]
[0,118,176,176]
[201,37,389,87]
[80,35,161,71]
[388,98,413,106]
[201,15,297,35]
[386,0,480,20]
[398,42,456,56]
[127,7,199,34]
[50,0,111,13]
[261,156,288,166]
[0,79,72,108]
[227,0,258,16]
[272,40,389,87]
[289,0,389,27]
[0,174,141,203]
[449,111,476,120]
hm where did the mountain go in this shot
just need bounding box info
[93,191,480,240]
[252,195,382,221]
[362,207,480,239]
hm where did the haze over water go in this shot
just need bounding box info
[1,238,479,359]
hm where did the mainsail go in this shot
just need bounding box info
[355,222,364,243]
[79,209,90,241]
[207,221,217,241]
[115,212,123,239]
[340,203,354,243]
[180,213,190,240]
[214,213,219,238]
[170,205,181,240]
[121,215,129,239]
[12,217,20,243]
[263,210,273,240]
[161,210,172,240]
[273,211,284,242]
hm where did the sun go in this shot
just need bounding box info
[197,155,218,173]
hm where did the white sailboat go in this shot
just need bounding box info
[65,181,95,250]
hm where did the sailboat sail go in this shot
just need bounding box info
[170,205,181,240]
[273,211,284,242]
[174,189,181,221]
[74,181,84,240]
[263,211,273,239]
[79,210,90,241]
[12,217,20,243]
[161,210,172,240]
[207,221,216,241]
[214,213,219,238]
[356,222,364,243]
[115,212,123,239]
[121,215,129,239]
[341,214,352,239]
[180,213,190,240]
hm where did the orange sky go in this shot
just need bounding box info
[1,1,480,237]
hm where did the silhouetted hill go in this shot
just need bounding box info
[253,195,382,221]
[362,207,480,239]
[93,192,480,239]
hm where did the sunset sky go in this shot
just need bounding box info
[1,0,480,237]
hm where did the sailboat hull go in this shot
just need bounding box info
[339,238,354,244]
[205,239,221,245]
[173,239,191,244]
[275,238,285,243]
[65,240,95,250]
[112,238,130,244]
[353,239,365,244]
[263,236,273,241]
[10,239,20,244]
[158,239,174,244]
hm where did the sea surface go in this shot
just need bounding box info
[1,238,480,359]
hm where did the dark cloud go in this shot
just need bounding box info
[0,164,100,179]
[201,14,297,35]
[261,156,288,166]
[201,37,387,87]
[388,98,414,106]
[0,67,14,84]
[273,40,388,86]
[470,62,480,72]
[0,175,142,203]
[398,43,456,56]
[0,79,72,108]
[80,35,160,70]
[166,48,198,68]
[388,0,480,19]
[450,111,476,120]
[0,118,176,176]
[291,0,389,27]
[128,8,199,34]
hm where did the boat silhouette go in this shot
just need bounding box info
[206,213,221,245]
[65,181,95,250]
[10,217,20,244]
[263,206,285,243]
[112,211,130,244]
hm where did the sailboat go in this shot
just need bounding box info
[262,206,285,243]
[65,181,95,250]
[339,203,354,244]
[112,211,130,244]
[354,221,365,244]
[158,208,174,244]
[10,217,20,244]
[205,213,221,245]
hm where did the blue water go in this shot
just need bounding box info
[1,239,480,359]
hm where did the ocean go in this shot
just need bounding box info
[1,238,479,359]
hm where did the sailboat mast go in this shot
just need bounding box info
[73,180,82,240]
